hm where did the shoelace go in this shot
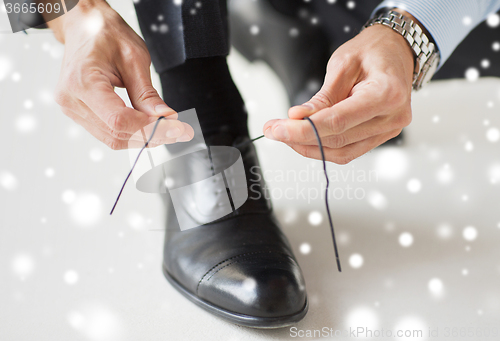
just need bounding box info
[111,116,342,272]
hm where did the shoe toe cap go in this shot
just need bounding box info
[197,252,307,318]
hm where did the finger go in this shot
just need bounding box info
[265,85,383,144]
[75,72,187,140]
[176,122,195,142]
[290,129,401,164]
[128,120,194,144]
[288,55,360,119]
[284,115,396,148]
[64,99,179,145]
[119,57,177,118]
[64,109,166,150]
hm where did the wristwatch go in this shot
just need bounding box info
[362,9,441,91]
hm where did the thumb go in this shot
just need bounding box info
[288,56,359,120]
[288,88,336,120]
[121,62,178,119]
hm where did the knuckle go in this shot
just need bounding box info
[121,42,150,64]
[108,129,129,140]
[394,108,412,128]
[54,89,70,107]
[120,42,138,62]
[327,114,346,134]
[330,134,348,149]
[136,86,160,103]
[103,137,122,151]
[297,124,310,141]
[107,112,126,132]
[335,154,354,165]
[295,145,311,159]
[392,129,403,139]
[302,146,313,159]
[386,84,408,107]
[78,66,105,90]
[312,91,333,108]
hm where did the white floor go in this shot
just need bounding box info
[1,2,500,340]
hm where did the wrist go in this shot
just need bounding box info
[46,0,109,44]
[363,8,441,90]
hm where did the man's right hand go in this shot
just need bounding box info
[48,0,193,150]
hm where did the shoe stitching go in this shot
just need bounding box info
[203,253,290,283]
[196,250,292,294]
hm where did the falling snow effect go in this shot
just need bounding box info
[64,270,79,285]
[12,254,35,278]
[0,56,12,81]
[437,223,454,240]
[428,278,445,298]
[242,278,256,291]
[67,304,124,341]
[84,11,105,36]
[465,67,480,82]
[0,1,499,337]
[464,140,474,152]
[23,99,33,109]
[127,212,148,230]
[308,210,323,225]
[62,190,77,204]
[488,163,500,183]
[346,306,379,330]
[349,253,364,269]
[399,232,414,247]
[373,148,409,180]
[367,191,388,210]
[299,243,311,255]
[89,148,104,162]
[393,316,428,340]
[250,25,260,35]
[436,163,454,184]
[486,127,500,142]
[462,226,478,241]
[407,178,422,193]
[15,115,37,133]
[45,168,55,178]
[69,193,103,227]
[487,13,500,27]
[0,171,18,191]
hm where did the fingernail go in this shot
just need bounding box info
[155,104,171,115]
[273,125,289,140]
[264,128,277,141]
[166,127,181,138]
[176,133,192,142]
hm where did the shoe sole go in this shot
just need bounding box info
[162,264,308,329]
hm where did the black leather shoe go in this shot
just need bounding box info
[229,0,330,106]
[161,133,308,328]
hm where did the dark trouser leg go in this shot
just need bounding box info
[134,0,248,139]
[160,56,249,138]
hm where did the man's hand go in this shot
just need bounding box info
[263,21,415,164]
[49,1,193,150]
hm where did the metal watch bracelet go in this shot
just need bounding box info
[362,9,441,91]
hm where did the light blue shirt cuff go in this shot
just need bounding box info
[372,0,500,68]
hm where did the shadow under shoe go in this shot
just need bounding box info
[161,133,308,328]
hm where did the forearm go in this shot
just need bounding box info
[373,0,500,67]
